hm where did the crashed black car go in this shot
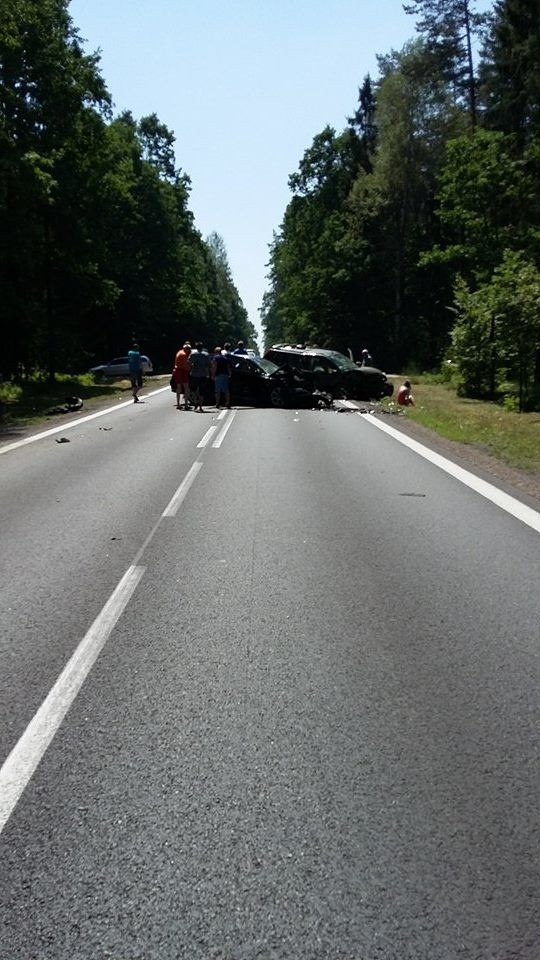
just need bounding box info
[264,346,393,401]
[228,354,330,408]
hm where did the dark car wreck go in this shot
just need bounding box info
[264,346,393,401]
[228,354,332,409]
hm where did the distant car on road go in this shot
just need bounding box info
[89,355,153,377]
[264,346,393,401]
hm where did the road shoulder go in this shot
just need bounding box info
[370,407,540,510]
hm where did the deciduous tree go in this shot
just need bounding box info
[450,250,540,408]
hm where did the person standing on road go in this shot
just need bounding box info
[233,340,248,355]
[189,342,210,412]
[211,346,231,409]
[128,343,143,403]
[173,343,192,410]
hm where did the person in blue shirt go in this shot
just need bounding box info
[128,343,143,402]
[233,340,248,355]
[211,346,232,408]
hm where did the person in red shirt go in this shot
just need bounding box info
[397,379,415,406]
[173,343,192,410]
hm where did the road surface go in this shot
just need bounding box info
[1,388,539,959]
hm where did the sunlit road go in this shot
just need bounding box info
[1,388,539,960]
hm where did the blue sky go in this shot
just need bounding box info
[69,0,419,344]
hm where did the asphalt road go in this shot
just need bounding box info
[1,388,539,960]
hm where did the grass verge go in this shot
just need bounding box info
[0,373,132,428]
[385,376,540,474]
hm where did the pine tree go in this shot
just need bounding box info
[347,74,378,173]
[403,0,488,129]
[479,0,540,144]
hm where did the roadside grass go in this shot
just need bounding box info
[385,376,540,474]
[0,373,132,427]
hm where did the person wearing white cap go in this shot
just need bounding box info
[360,348,373,366]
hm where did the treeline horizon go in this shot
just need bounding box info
[1,0,256,381]
[262,0,540,410]
[2,1,539,408]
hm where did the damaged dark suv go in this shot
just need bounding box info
[264,346,393,401]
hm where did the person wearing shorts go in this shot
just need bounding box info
[173,343,192,409]
[128,343,143,402]
[211,346,231,409]
[189,342,210,411]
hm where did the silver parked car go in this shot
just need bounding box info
[89,355,153,377]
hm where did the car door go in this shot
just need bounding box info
[106,357,129,376]
[230,357,262,404]
[140,356,152,374]
[309,356,341,394]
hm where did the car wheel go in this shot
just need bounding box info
[270,387,286,408]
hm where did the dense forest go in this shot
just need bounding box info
[262,0,540,410]
[1,1,539,409]
[0,0,256,379]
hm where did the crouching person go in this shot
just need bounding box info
[397,379,415,406]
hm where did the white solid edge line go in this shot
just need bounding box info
[212,410,236,448]
[197,426,218,449]
[0,564,146,835]
[362,412,540,534]
[0,385,170,455]
[162,461,203,516]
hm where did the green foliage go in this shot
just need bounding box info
[480,0,540,145]
[0,1,252,378]
[347,74,378,174]
[3,0,540,388]
[449,276,495,396]
[450,251,540,409]
[0,372,120,425]
[263,1,539,379]
[395,378,540,472]
[427,130,538,280]
[403,0,489,129]
[204,232,254,347]
[264,127,364,351]
[263,34,478,370]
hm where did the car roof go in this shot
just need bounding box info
[234,353,267,365]
[108,354,150,361]
[233,354,279,372]
[269,345,340,357]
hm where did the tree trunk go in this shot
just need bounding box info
[44,212,56,384]
[489,313,496,400]
[463,0,477,131]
